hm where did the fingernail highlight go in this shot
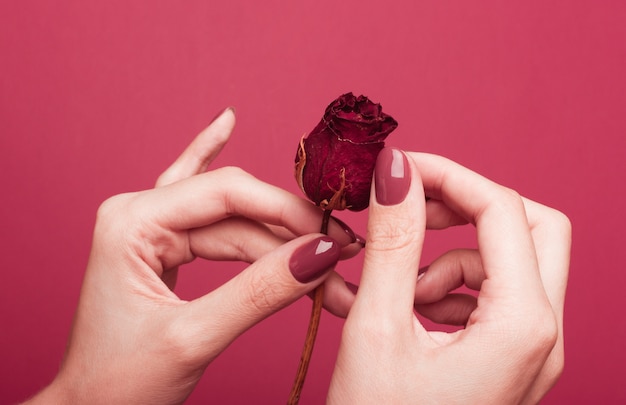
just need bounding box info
[289,236,340,283]
[375,147,411,206]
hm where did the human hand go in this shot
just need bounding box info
[327,148,570,404]
[25,109,361,405]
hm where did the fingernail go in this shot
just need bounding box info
[289,236,340,283]
[345,281,359,295]
[331,216,357,243]
[355,234,366,247]
[417,265,429,281]
[209,106,235,124]
[375,147,411,206]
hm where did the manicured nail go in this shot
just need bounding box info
[355,234,366,247]
[331,216,357,243]
[209,106,235,124]
[345,281,359,295]
[289,236,340,283]
[375,147,411,206]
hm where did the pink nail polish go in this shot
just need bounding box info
[375,147,411,206]
[289,236,340,283]
[331,216,357,243]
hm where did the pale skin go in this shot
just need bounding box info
[24,108,570,404]
[24,109,360,404]
[327,151,570,404]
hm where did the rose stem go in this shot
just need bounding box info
[288,208,332,405]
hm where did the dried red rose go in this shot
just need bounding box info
[295,92,398,211]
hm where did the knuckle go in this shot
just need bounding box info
[213,167,257,216]
[96,193,126,220]
[94,192,157,259]
[496,187,525,212]
[216,165,250,180]
[540,341,565,388]
[95,193,137,232]
[244,270,288,315]
[531,205,572,258]
[494,301,558,358]
[529,311,562,386]
[500,186,522,200]
[480,186,527,221]
[544,344,565,386]
[161,317,206,366]
[366,216,420,253]
[548,209,572,239]
[535,311,559,351]
[516,306,559,360]
[155,171,175,187]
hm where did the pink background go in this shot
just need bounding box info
[1,1,625,403]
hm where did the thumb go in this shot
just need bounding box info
[181,234,340,361]
[352,147,426,325]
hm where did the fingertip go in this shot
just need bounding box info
[330,216,357,243]
[205,106,236,142]
[339,241,363,260]
[315,273,357,318]
[210,105,236,122]
[328,216,365,259]
[155,107,237,187]
[374,147,412,206]
[221,106,236,125]
[289,235,340,284]
[345,281,359,295]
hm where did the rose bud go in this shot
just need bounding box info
[295,92,398,211]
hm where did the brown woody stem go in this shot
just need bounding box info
[320,207,332,234]
[288,208,332,405]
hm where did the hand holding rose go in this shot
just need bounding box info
[23,109,361,405]
[327,149,570,404]
[21,108,570,404]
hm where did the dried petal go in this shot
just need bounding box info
[295,93,397,211]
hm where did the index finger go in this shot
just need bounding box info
[139,167,357,247]
[408,153,547,306]
[155,108,236,187]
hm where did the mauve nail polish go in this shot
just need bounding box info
[345,281,359,295]
[289,236,340,283]
[375,147,411,206]
[331,216,357,243]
